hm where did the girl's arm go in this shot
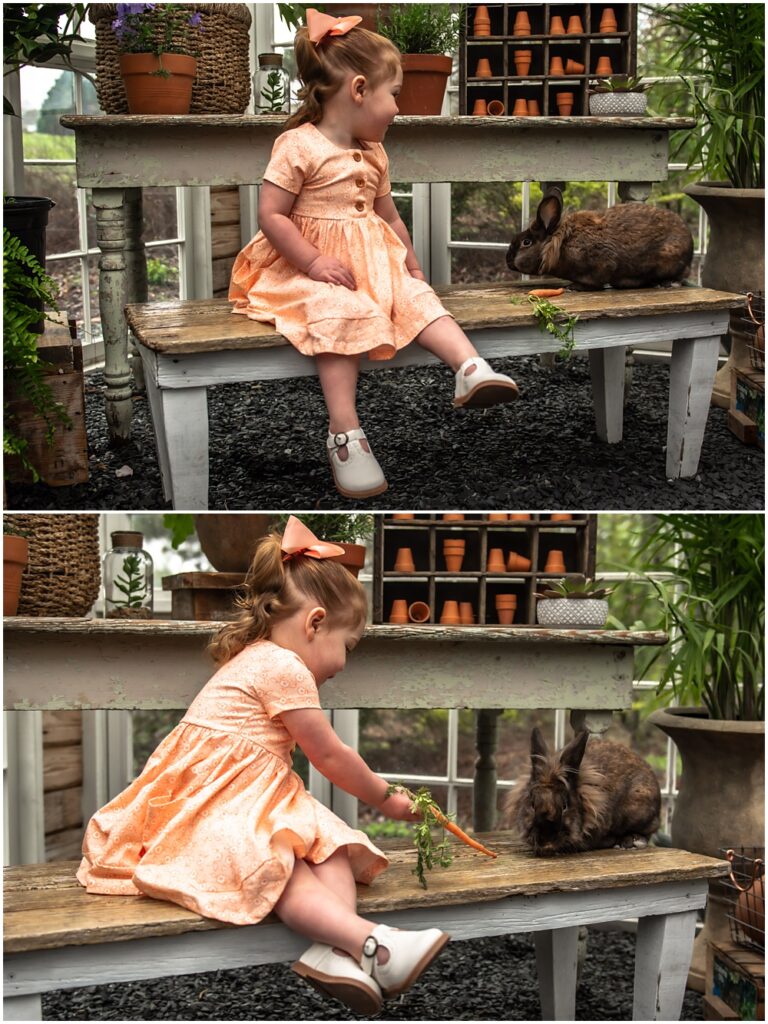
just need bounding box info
[259,182,356,290]
[280,707,417,820]
[373,192,426,281]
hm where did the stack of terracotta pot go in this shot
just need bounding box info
[512,10,531,36]
[443,538,466,572]
[556,91,574,116]
[473,5,491,36]
[599,8,618,32]
[495,593,517,624]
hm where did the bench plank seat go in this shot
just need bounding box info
[126,285,742,355]
[5,836,727,954]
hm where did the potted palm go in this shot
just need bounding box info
[646,3,765,404]
[630,513,764,986]
[376,4,463,115]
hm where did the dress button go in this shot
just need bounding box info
[355,200,365,211]
[353,152,362,161]
[355,177,365,188]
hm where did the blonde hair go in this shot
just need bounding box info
[282,22,402,132]
[208,531,367,665]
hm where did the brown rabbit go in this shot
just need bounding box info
[513,728,661,856]
[506,188,693,289]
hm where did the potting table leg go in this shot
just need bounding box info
[633,910,698,1020]
[666,335,720,478]
[589,346,626,443]
[535,926,579,1020]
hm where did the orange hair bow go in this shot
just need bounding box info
[281,515,345,562]
[306,7,362,45]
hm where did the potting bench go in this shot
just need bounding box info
[60,113,697,443]
[4,616,728,1022]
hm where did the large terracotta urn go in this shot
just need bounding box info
[194,514,274,572]
[648,706,765,989]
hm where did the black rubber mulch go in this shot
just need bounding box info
[6,357,762,511]
[42,927,704,1021]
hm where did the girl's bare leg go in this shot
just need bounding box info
[315,352,370,459]
[414,315,480,373]
[307,848,357,909]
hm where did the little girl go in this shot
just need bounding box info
[229,9,518,499]
[77,517,449,1015]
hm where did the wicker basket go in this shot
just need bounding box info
[90,4,252,115]
[5,514,101,617]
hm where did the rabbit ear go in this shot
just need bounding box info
[536,191,563,235]
[559,730,589,773]
[530,727,550,772]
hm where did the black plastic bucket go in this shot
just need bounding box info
[4,196,56,332]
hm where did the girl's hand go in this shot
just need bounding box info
[378,791,420,822]
[307,254,356,290]
[408,267,427,281]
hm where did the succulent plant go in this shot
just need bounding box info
[536,574,614,600]
[590,74,648,93]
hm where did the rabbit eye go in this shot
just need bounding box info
[522,238,532,247]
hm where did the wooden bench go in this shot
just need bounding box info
[5,835,727,1022]
[126,283,744,509]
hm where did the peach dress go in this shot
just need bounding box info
[77,640,388,925]
[228,122,453,360]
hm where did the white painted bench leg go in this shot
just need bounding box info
[3,993,42,1021]
[143,383,210,509]
[633,910,698,1020]
[139,347,173,504]
[534,926,579,1020]
[589,346,626,443]
[666,335,720,478]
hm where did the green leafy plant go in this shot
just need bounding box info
[536,574,614,600]
[642,3,764,189]
[511,293,580,359]
[277,3,312,32]
[163,513,196,548]
[108,553,148,609]
[386,783,497,889]
[272,513,375,544]
[111,3,204,62]
[3,3,93,116]
[146,256,178,286]
[625,513,764,721]
[3,227,70,479]
[376,4,464,55]
[259,69,288,113]
[590,75,648,93]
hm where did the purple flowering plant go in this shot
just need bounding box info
[112,3,204,61]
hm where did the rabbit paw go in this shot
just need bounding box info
[615,834,650,850]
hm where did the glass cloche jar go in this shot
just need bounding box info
[103,531,154,619]
[254,52,290,114]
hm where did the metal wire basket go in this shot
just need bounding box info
[739,292,765,371]
[723,847,765,953]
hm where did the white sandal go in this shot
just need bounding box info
[327,428,388,499]
[360,924,450,998]
[453,356,519,408]
[292,942,383,1015]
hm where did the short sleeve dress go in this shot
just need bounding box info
[228,122,453,361]
[76,640,388,926]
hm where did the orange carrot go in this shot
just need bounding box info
[428,805,498,858]
[528,288,565,298]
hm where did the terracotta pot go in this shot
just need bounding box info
[194,514,274,572]
[444,554,465,572]
[599,9,618,32]
[549,15,565,35]
[439,600,461,625]
[495,593,517,607]
[398,54,453,115]
[4,534,29,616]
[473,4,491,36]
[595,56,613,76]
[513,11,531,35]
[507,551,532,571]
[487,548,507,572]
[487,99,505,115]
[527,98,541,116]
[514,52,532,75]
[389,599,409,624]
[442,513,465,521]
[549,56,564,76]
[331,542,367,578]
[512,98,529,116]
[392,513,416,520]
[550,513,573,521]
[475,58,492,78]
[408,600,431,623]
[459,601,475,624]
[394,547,416,572]
[565,59,585,75]
[119,53,197,115]
[566,15,584,34]
[544,549,567,572]
[497,608,516,625]
[510,513,531,521]
[735,876,764,947]
[472,98,488,116]
[443,538,466,548]
[487,513,508,521]
[556,91,574,116]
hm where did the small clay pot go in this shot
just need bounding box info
[443,513,465,521]
[389,599,409,624]
[497,608,516,625]
[512,97,529,116]
[444,554,465,572]
[487,99,505,115]
[408,600,431,623]
[394,547,416,572]
[472,98,488,116]
[487,547,507,572]
[495,593,518,607]
[443,538,466,549]
[527,98,541,116]
[510,513,531,521]
[392,513,416,520]
[544,549,566,572]
[487,513,508,521]
[513,10,531,36]
[507,551,532,571]
[595,56,613,76]
[475,57,493,78]
[549,15,565,35]
[556,91,574,115]
[549,56,564,76]
[566,15,583,33]
[565,59,585,75]
[459,601,475,624]
[514,49,532,75]
[550,513,573,521]
[440,600,461,625]
[600,8,618,32]
[473,4,491,36]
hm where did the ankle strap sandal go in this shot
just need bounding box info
[327,428,388,499]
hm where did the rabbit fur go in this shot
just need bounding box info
[506,188,693,290]
[513,728,661,856]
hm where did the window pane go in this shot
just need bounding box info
[144,187,179,244]
[359,708,448,776]
[450,248,508,284]
[451,181,523,244]
[146,244,181,302]
[24,163,80,255]
[47,253,85,327]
